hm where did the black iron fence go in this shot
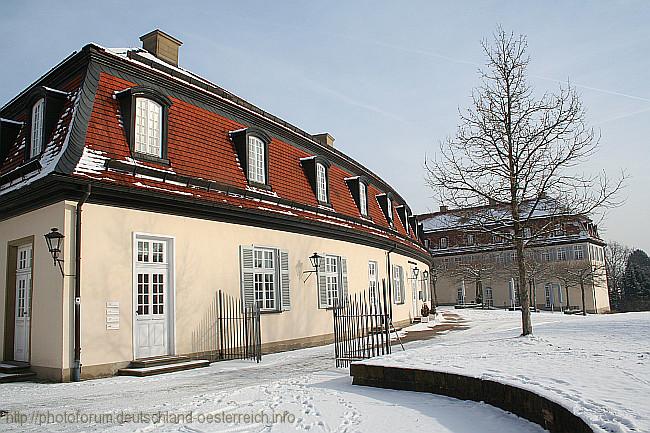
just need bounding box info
[192,290,262,363]
[332,280,392,367]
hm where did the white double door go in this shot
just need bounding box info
[134,237,171,359]
[14,245,32,362]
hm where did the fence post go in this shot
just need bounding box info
[382,279,391,354]
[218,290,224,360]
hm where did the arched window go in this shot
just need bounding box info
[248,135,266,184]
[316,162,328,203]
[135,98,163,157]
[30,98,45,157]
[359,181,367,216]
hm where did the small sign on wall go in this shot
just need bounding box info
[106,301,120,330]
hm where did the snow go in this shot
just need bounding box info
[0,337,545,432]
[74,147,108,176]
[0,118,24,126]
[361,308,650,433]
[0,90,79,194]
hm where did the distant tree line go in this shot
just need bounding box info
[606,242,650,311]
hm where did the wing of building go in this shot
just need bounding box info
[417,202,609,314]
[0,30,432,381]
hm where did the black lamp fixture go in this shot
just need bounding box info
[408,264,420,281]
[44,228,65,276]
[422,269,430,282]
[303,252,322,282]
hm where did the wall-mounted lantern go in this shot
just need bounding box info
[303,252,322,283]
[408,265,420,281]
[44,228,65,276]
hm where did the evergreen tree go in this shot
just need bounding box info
[622,249,650,310]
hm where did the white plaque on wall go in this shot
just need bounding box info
[106,301,120,330]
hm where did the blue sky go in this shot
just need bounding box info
[1,1,648,251]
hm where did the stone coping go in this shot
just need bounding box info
[350,363,594,433]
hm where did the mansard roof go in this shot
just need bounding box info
[0,43,429,262]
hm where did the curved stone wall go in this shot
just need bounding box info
[350,364,593,433]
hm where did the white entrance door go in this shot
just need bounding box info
[14,245,32,362]
[134,238,171,359]
[410,266,418,319]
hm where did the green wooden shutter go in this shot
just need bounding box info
[339,256,349,301]
[240,245,255,308]
[399,266,405,304]
[279,249,291,311]
[318,255,328,308]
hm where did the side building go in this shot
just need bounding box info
[0,30,431,381]
[417,204,609,314]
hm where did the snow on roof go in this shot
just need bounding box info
[0,118,24,126]
[420,198,572,232]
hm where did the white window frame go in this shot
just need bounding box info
[316,162,328,203]
[557,247,567,261]
[324,255,339,308]
[523,227,532,239]
[466,234,474,245]
[247,135,266,184]
[134,97,163,157]
[368,260,378,305]
[253,247,277,311]
[392,264,404,304]
[30,98,45,158]
[386,197,393,224]
[359,182,368,216]
[541,250,551,262]
[440,237,448,249]
[574,245,584,260]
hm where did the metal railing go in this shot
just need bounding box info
[332,280,392,368]
[192,290,262,363]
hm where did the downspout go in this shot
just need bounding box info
[386,243,397,320]
[72,184,91,382]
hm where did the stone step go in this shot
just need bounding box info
[128,355,191,369]
[117,359,209,377]
[0,361,30,374]
[0,371,36,383]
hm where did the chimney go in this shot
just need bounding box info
[439,205,448,212]
[313,133,335,148]
[140,29,183,67]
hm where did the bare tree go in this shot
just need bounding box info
[425,27,624,335]
[553,260,607,315]
[452,254,498,306]
[605,241,632,311]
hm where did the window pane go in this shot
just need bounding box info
[248,136,265,184]
[317,163,327,202]
[31,98,45,157]
[359,182,367,215]
[135,98,162,157]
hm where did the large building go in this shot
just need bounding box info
[0,30,431,381]
[418,202,609,314]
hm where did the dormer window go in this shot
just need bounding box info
[116,86,172,165]
[359,181,367,216]
[376,193,394,226]
[300,156,330,205]
[345,176,369,218]
[316,162,328,203]
[134,97,162,157]
[248,135,266,184]
[440,237,448,249]
[396,205,411,232]
[30,98,45,157]
[230,127,271,188]
[23,86,67,161]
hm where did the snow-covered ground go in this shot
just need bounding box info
[363,308,650,433]
[0,328,545,433]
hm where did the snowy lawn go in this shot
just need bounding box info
[0,333,545,432]
[362,308,650,433]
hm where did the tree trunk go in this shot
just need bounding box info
[566,286,570,310]
[580,280,587,316]
[515,234,532,335]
